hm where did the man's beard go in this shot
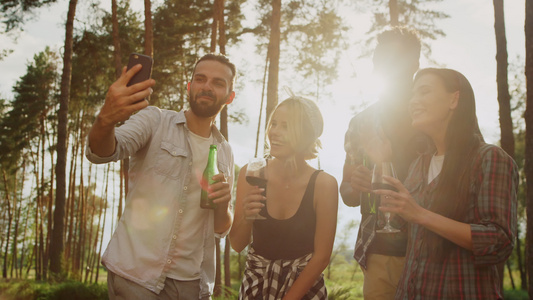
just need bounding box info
[189,91,227,118]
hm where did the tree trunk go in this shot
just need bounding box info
[210,0,219,53]
[10,172,19,278]
[49,0,78,277]
[95,164,110,284]
[111,0,122,79]
[507,260,516,289]
[389,0,399,26]
[209,0,231,297]
[214,237,222,297]
[224,237,231,291]
[2,171,13,278]
[493,0,514,288]
[265,0,281,128]
[217,0,228,142]
[517,227,527,289]
[18,162,27,279]
[255,55,269,158]
[144,0,153,57]
[10,192,19,278]
[525,0,533,296]
[493,0,515,158]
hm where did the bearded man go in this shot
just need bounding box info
[87,53,236,300]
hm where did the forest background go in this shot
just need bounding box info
[0,0,531,299]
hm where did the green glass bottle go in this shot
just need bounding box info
[200,145,218,209]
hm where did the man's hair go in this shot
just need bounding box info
[192,53,237,90]
[376,26,421,62]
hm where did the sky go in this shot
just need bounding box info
[0,0,527,247]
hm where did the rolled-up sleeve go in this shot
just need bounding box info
[470,147,518,266]
[86,106,160,164]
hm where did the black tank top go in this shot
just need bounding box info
[251,170,322,260]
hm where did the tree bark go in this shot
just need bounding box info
[111,0,122,79]
[493,0,514,288]
[265,0,281,128]
[517,227,527,290]
[525,0,533,296]
[218,0,228,142]
[493,0,515,158]
[389,0,399,26]
[214,237,222,297]
[2,171,13,278]
[255,55,269,158]
[50,0,78,277]
[144,0,153,57]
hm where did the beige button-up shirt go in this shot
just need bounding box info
[86,106,234,296]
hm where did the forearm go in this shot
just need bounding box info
[282,255,329,300]
[340,181,361,207]
[228,216,253,252]
[418,209,472,250]
[214,203,232,235]
[88,115,117,157]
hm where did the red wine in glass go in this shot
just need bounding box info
[246,176,267,196]
[245,158,268,220]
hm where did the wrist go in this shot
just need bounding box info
[415,207,432,226]
[96,112,116,129]
[214,202,230,214]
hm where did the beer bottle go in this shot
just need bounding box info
[200,145,218,209]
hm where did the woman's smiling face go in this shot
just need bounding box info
[268,105,294,158]
[410,73,458,135]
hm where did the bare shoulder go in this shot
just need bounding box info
[313,171,338,211]
[315,171,338,191]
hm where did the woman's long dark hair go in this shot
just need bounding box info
[414,68,484,259]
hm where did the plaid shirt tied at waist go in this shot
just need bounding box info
[239,248,327,300]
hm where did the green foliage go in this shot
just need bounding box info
[151,0,211,109]
[360,0,449,60]
[212,285,239,300]
[70,0,144,123]
[503,289,529,300]
[251,0,348,99]
[0,280,107,300]
[0,0,56,33]
[286,1,348,98]
[327,285,355,300]
[0,47,59,171]
[151,0,245,109]
[42,281,107,300]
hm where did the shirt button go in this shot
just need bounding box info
[172,235,177,240]
[167,259,171,264]
[178,209,183,214]
[183,186,188,191]
[172,151,177,155]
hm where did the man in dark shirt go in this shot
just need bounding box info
[340,27,422,300]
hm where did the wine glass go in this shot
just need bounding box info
[372,162,400,233]
[245,157,268,220]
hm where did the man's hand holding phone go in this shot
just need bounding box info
[89,54,155,158]
[97,60,155,129]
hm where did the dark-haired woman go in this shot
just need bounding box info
[374,68,518,299]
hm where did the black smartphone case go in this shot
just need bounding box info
[126,53,153,87]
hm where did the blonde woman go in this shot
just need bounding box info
[230,96,338,300]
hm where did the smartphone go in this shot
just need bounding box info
[126,53,153,87]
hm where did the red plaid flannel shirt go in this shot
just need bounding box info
[396,144,518,300]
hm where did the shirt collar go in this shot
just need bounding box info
[174,110,227,144]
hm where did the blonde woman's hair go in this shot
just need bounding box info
[266,96,323,169]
